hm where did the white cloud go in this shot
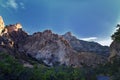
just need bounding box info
[6,0,18,9]
[96,38,113,46]
[0,0,25,9]
[80,37,98,41]
[80,37,112,46]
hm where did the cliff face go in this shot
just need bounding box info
[5,23,22,33]
[0,16,108,67]
[109,41,120,61]
[0,23,28,48]
[63,32,109,56]
[21,30,76,66]
[0,16,22,35]
[108,25,120,61]
[0,16,5,34]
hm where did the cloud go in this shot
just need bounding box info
[0,0,25,9]
[6,0,18,9]
[80,37,112,46]
[96,38,113,46]
[80,37,98,41]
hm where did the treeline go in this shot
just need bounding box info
[0,52,97,80]
[0,51,120,80]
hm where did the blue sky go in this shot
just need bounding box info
[0,0,120,45]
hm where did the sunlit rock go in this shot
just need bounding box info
[0,16,5,34]
[6,23,22,33]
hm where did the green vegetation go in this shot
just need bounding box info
[111,24,120,41]
[94,56,120,80]
[0,52,97,80]
[0,51,120,80]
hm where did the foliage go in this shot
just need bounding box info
[0,52,97,80]
[94,56,120,80]
[111,24,120,41]
[1,52,120,80]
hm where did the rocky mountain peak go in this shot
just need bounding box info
[0,16,28,53]
[64,32,72,36]
[43,30,52,34]
[21,30,74,66]
[0,16,5,34]
[5,23,22,33]
[0,16,108,67]
[63,32,77,41]
[0,16,23,35]
[63,32,109,56]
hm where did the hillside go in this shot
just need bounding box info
[0,16,109,67]
[1,16,120,80]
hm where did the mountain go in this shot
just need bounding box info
[63,32,109,56]
[20,30,76,66]
[0,16,108,67]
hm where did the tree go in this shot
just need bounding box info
[111,24,120,41]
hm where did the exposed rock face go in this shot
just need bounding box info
[21,30,75,66]
[108,24,120,62]
[5,23,22,33]
[0,16,108,67]
[108,41,120,61]
[63,32,109,56]
[0,16,23,35]
[0,23,28,48]
[19,30,106,67]
[0,16,5,34]
[74,52,106,67]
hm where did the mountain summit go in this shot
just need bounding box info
[0,16,5,34]
[63,32,109,56]
[0,16,108,67]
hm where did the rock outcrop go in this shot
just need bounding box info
[21,30,76,66]
[0,16,5,34]
[63,32,109,56]
[108,25,120,61]
[20,30,107,67]
[108,41,120,61]
[75,52,106,67]
[0,16,23,35]
[5,23,22,33]
[0,22,28,49]
[0,16,108,67]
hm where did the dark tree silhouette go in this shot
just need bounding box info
[116,24,120,28]
[111,24,120,41]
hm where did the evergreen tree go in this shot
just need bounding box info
[111,24,120,41]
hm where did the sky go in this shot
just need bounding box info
[0,0,120,46]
